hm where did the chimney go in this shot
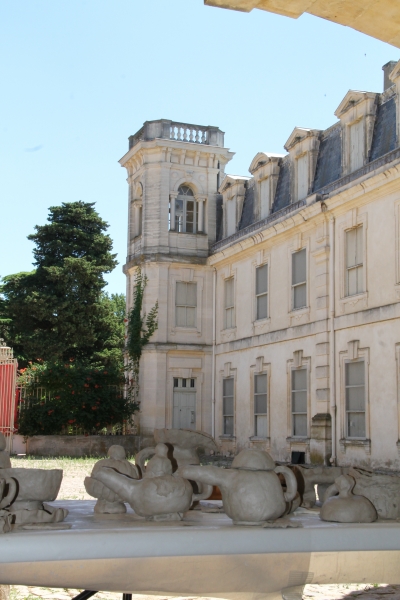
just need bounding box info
[382,61,398,91]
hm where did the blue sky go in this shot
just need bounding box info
[0,0,397,295]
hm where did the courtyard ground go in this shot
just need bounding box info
[8,456,400,600]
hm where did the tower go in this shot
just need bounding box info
[120,120,233,435]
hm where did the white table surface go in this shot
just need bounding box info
[1,500,400,600]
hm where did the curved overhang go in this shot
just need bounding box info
[204,0,400,48]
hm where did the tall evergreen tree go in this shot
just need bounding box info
[0,202,118,365]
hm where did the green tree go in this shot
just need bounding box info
[0,202,118,365]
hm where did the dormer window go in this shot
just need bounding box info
[172,185,198,233]
[219,175,249,238]
[248,153,283,220]
[284,128,321,203]
[334,91,378,175]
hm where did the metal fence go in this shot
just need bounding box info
[0,341,18,452]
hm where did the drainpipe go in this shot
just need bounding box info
[328,214,337,465]
[211,267,217,438]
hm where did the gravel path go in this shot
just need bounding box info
[8,457,400,600]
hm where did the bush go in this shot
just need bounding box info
[18,361,138,436]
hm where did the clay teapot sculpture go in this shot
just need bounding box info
[178,449,298,525]
[320,474,378,523]
[0,476,17,510]
[93,443,213,521]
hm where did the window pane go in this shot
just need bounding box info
[256,264,268,295]
[255,394,267,414]
[346,386,365,411]
[178,185,194,196]
[225,279,234,308]
[346,362,365,386]
[186,307,196,328]
[293,414,307,437]
[176,282,187,306]
[257,294,268,320]
[255,374,267,394]
[223,378,234,397]
[224,416,234,436]
[257,293,268,319]
[186,283,197,306]
[297,154,308,200]
[347,267,358,296]
[292,249,306,285]
[292,368,307,391]
[356,265,363,294]
[346,228,357,268]
[347,412,365,438]
[223,396,233,417]
[294,283,306,309]
[255,415,268,437]
[176,306,186,327]
[356,227,363,263]
[292,390,307,413]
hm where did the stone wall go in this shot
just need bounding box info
[26,434,154,458]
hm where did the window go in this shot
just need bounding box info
[256,264,268,320]
[224,278,235,329]
[260,179,270,219]
[226,199,236,236]
[346,226,363,296]
[223,378,234,436]
[349,120,364,172]
[174,186,198,233]
[137,206,142,236]
[296,154,308,201]
[254,373,267,437]
[175,282,197,328]
[292,249,307,310]
[345,361,365,438]
[291,368,307,437]
[173,378,196,429]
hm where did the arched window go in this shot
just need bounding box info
[173,185,198,233]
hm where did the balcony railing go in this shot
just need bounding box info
[128,119,224,150]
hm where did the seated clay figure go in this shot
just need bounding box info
[84,445,139,514]
[320,474,378,523]
[0,433,11,469]
[143,443,173,478]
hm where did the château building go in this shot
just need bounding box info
[122,60,400,470]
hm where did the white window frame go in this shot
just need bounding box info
[291,248,307,311]
[172,186,198,234]
[345,225,364,297]
[175,281,197,328]
[344,359,366,440]
[222,377,235,437]
[254,372,268,438]
[224,277,235,330]
[286,352,311,451]
[291,367,308,438]
[339,212,368,311]
[255,263,269,321]
[339,341,370,454]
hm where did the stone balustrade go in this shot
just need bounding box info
[128,119,224,150]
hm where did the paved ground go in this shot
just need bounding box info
[8,457,400,600]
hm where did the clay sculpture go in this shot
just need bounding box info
[84,445,140,514]
[320,474,378,523]
[0,433,11,468]
[1,467,68,525]
[93,442,213,521]
[178,448,298,526]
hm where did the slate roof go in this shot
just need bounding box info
[216,87,398,244]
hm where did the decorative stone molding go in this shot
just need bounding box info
[284,127,321,202]
[248,152,284,219]
[334,90,378,175]
[219,175,249,237]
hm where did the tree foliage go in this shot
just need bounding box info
[0,201,118,366]
[126,269,158,404]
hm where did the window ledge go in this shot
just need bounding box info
[220,327,237,342]
[288,307,310,321]
[286,437,309,443]
[339,438,371,454]
[340,291,368,306]
[249,436,270,443]
[219,435,236,441]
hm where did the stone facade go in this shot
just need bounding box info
[122,62,400,471]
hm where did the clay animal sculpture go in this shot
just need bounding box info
[84,445,140,514]
[93,443,213,521]
[0,432,11,468]
[1,467,68,525]
[320,474,378,523]
[178,448,298,526]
